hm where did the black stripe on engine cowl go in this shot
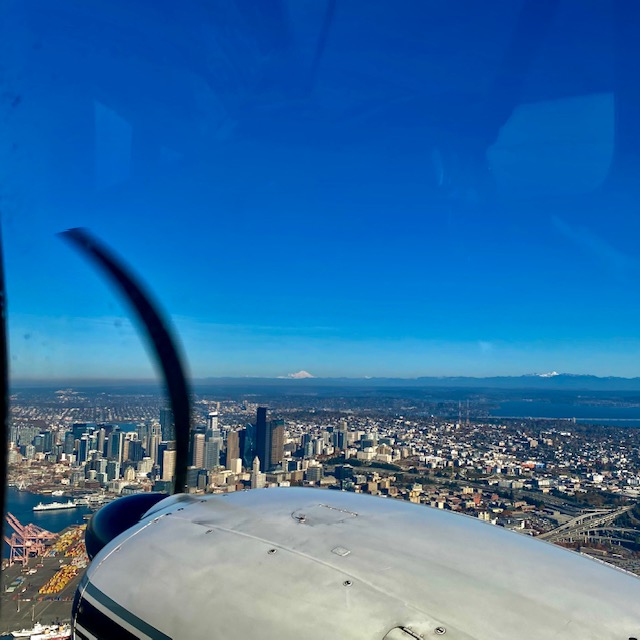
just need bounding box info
[75,596,140,640]
[74,579,172,640]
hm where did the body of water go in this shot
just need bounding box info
[490,401,640,427]
[3,487,92,559]
[116,423,138,433]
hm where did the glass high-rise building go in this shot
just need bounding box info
[240,424,256,469]
[255,407,284,472]
[63,431,75,455]
[78,435,90,464]
[160,408,175,441]
[204,437,222,470]
[255,407,268,470]
[108,429,124,463]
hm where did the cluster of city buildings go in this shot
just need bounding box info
[8,404,279,496]
[7,389,640,575]
[7,393,640,512]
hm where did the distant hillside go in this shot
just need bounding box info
[12,373,640,392]
[193,374,640,391]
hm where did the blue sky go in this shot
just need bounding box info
[3,0,640,380]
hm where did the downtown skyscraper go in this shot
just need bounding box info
[255,407,284,472]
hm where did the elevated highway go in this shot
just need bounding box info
[539,505,636,543]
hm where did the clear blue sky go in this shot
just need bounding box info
[2,0,640,380]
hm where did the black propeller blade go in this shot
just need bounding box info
[60,228,192,557]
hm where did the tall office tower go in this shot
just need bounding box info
[97,428,106,457]
[127,439,144,463]
[207,410,219,433]
[210,438,223,469]
[108,429,125,463]
[161,448,177,482]
[158,441,176,479]
[160,408,175,441]
[42,431,54,453]
[148,433,161,464]
[255,407,285,472]
[192,432,205,468]
[268,418,284,471]
[240,424,256,469]
[255,407,268,471]
[204,429,223,469]
[33,435,44,453]
[225,430,240,469]
[137,421,152,453]
[78,435,90,464]
[251,456,265,489]
[63,431,75,455]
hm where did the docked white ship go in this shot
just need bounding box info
[11,623,71,639]
[32,500,78,512]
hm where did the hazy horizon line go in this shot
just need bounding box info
[9,371,640,385]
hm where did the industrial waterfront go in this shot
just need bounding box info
[3,488,91,559]
[2,490,89,635]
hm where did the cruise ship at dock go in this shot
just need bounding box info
[9,623,71,639]
[32,500,78,512]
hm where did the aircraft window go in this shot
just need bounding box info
[2,1,640,637]
[0,0,629,387]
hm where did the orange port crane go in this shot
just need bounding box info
[3,513,57,566]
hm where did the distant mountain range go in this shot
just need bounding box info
[190,373,640,391]
[13,373,640,392]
